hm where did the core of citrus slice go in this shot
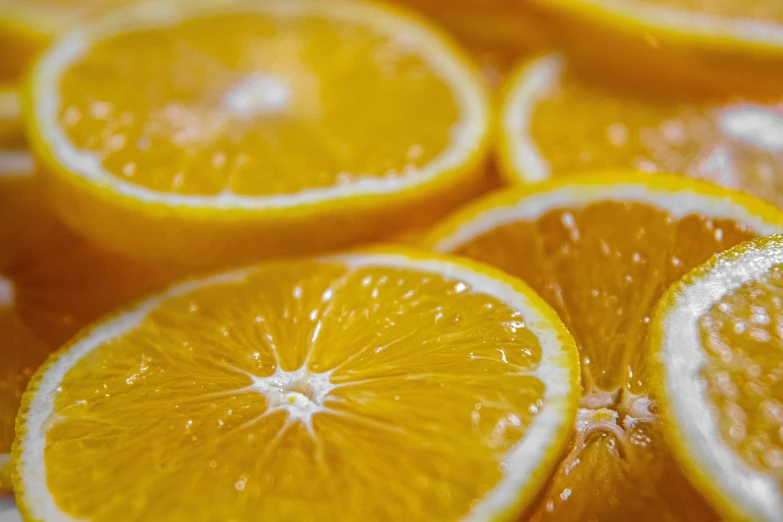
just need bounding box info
[26,0,490,266]
[653,234,783,521]
[530,0,783,96]
[13,248,579,521]
[499,53,783,208]
[424,172,783,520]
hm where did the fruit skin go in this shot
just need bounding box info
[530,0,783,97]
[33,142,488,268]
[650,235,783,522]
[11,246,581,522]
[22,3,491,268]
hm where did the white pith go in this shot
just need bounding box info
[247,366,335,428]
[31,0,488,211]
[17,252,576,522]
[659,238,783,521]
[564,0,783,47]
[431,180,783,253]
[501,53,563,183]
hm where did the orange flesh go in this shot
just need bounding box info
[451,200,758,519]
[58,10,458,196]
[700,263,783,480]
[632,0,783,22]
[529,62,783,207]
[42,261,550,521]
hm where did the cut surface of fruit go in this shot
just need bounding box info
[654,235,783,521]
[499,53,783,208]
[424,172,783,520]
[27,0,489,265]
[13,249,579,522]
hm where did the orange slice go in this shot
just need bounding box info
[499,53,783,208]
[13,248,579,521]
[26,0,490,267]
[424,172,783,520]
[530,0,783,95]
[654,235,783,521]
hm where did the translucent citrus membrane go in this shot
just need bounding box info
[0,175,191,348]
[632,0,783,22]
[528,59,783,207]
[452,200,757,520]
[0,295,49,491]
[58,9,458,197]
[45,262,547,521]
[700,263,783,481]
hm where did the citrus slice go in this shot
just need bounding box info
[26,0,490,266]
[499,53,783,208]
[13,248,579,521]
[530,0,783,95]
[424,172,783,520]
[653,234,783,521]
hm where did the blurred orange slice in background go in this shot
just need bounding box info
[531,0,783,96]
[13,249,579,521]
[424,172,783,520]
[499,53,783,209]
[654,234,783,521]
[25,0,490,267]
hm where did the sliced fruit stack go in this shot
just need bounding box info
[3,0,783,520]
[425,173,783,520]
